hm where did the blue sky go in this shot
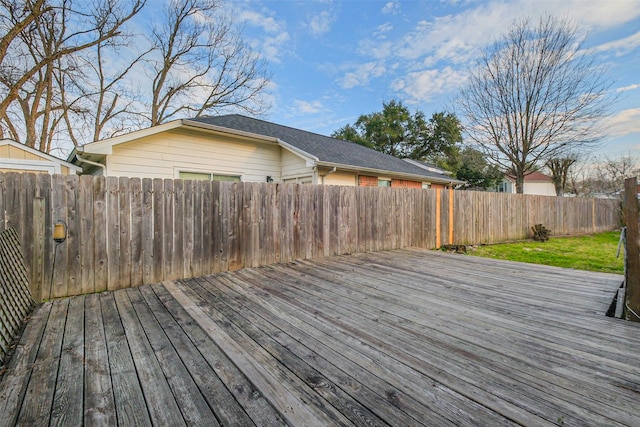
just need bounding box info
[228,0,640,158]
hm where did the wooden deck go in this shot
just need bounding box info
[1,249,639,426]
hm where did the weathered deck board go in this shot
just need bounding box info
[1,249,639,427]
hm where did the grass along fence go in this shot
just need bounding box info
[0,172,620,301]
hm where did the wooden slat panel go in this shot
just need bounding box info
[64,175,81,297]
[149,284,284,426]
[130,178,143,287]
[100,291,152,426]
[79,175,95,295]
[192,180,204,277]
[141,178,154,286]
[51,174,67,299]
[17,299,68,426]
[19,174,35,289]
[182,180,194,278]
[163,179,175,281]
[201,181,213,275]
[50,295,85,426]
[106,177,120,292]
[92,176,108,294]
[83,293,116,426]
[118,177,132,290]
[0,303,51,425]
[152,178,164,284]
[114,289,185,426]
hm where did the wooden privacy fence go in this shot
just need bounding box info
[0,172,620,301]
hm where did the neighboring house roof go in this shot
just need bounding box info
[505,172,553,182]
[402,158,454,176]
[189,115,464,184]
[73,114,464,184]
[1,139,82,174]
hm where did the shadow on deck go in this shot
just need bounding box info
[1,249,639,426]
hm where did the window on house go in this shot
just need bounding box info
[378,179,391,187]
[179,171,241,182]
[497,182,508,192]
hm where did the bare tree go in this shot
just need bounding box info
[61,35,151,147]
[458,15,613,193]
[0,0,144,150]
[546,155,577,196]
[146,0,270,126]
[595,154,639,196]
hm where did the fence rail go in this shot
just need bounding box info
[0,172,620,301]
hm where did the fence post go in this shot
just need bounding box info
[32,197,45,302]
[623,177,640,322]
[435,188,441,248]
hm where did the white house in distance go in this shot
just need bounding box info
[0,139,81,175]
[494,171,556,196]
[68,115,464,190]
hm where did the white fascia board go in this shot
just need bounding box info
[277,139,319,167]
[316,161,465,185]
[0,158,59,174]
[80,120,184,155]
[0,139,82,173]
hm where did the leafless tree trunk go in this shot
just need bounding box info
[1,0,270,152]
[547,156,577,196]
[0,0,144,150]
[147,0,270,126]
[458,15,613,193]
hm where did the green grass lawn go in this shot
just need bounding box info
[469,230,625,274]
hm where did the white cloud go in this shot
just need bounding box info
[237,10,282,33]
[381,1,400,15]
[338,62,387,89]
[391,67,468,102]
[375,23,393,39]
[293,100,325,114]
[604,108,640,137]
[308,10,336,37]
[378,0,640,68]
[236,9,290,63]
[339,0,640,102]
[586,31,640,57]
[555,0,640,30]
[357,39,394,60]
[617,84,639,93]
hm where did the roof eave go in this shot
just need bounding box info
[0,139,82,172]
[81,120,185,155]
[316,161,464,185]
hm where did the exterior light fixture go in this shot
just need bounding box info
[49,220,67,299]
[53,220,67,243]
[266,176,274,182]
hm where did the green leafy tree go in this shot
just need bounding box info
[414,112,463,171]
[332,100,463,170]
[456,147,503,190]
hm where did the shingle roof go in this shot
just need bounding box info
[190,115,462,183]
